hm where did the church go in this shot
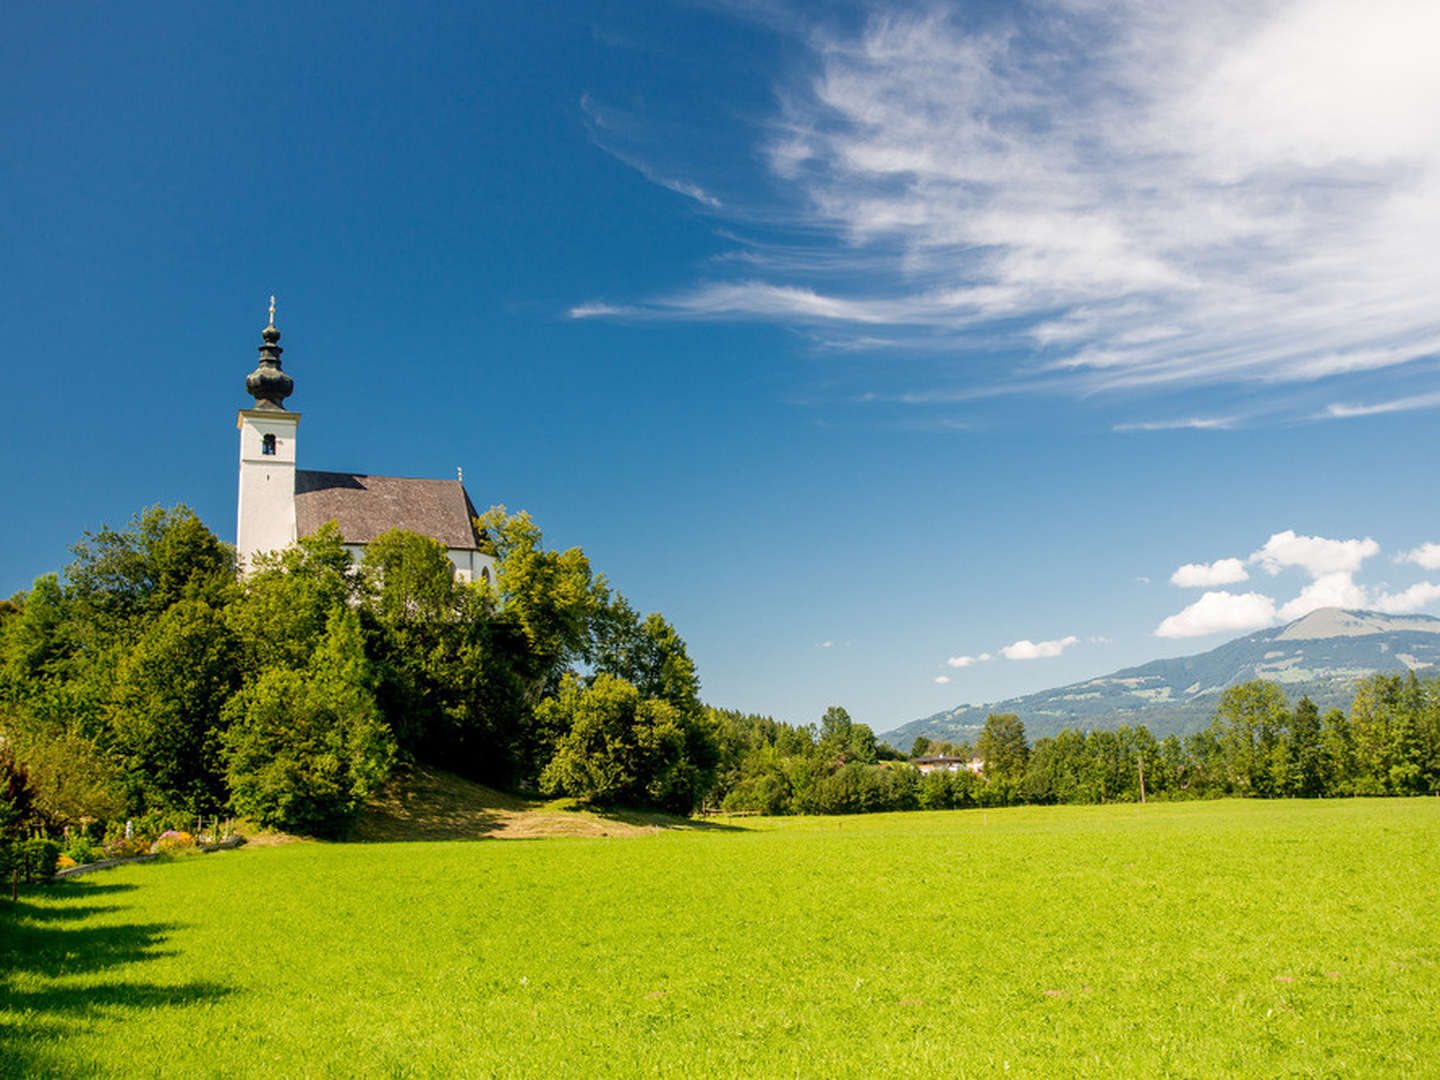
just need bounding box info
[235,303,496,583]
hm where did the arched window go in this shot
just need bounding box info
[481,567,492,584]
[261,433,277,456]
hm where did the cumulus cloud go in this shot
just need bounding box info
[933,675,951,684]
[946,653,989,668]
[578,1,1440,420]
[1399,542,1440,570]
[1372,582,1440,613]
[1000,635,1078,660]
[1250,530,1380,578]
[1276,572,1370,621]
[1155,591,1278,638]
[1171,558,1249,588]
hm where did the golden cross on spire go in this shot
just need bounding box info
[268,295,276,327]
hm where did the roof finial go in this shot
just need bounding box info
[247,302,292,408]
[457,466,464,484]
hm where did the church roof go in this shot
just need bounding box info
[294,471,486,551]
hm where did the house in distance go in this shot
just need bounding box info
[234,301,496,583]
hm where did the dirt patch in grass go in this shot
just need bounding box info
[349,763,711,842]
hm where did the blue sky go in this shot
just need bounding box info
[5,0,1440,737]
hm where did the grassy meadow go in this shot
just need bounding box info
[3,798,1438,1078]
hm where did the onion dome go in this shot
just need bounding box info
[245,297,293,409]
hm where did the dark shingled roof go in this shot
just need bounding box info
[294,471,484,550]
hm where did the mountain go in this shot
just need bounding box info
[882,608,1440,750]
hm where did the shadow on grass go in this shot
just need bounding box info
[0,879,232,1076]
[589,806,745,833]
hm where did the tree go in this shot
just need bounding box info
[228,523,357,674]
[818,706,877,765]
[1285,696,1327,797]
[591,597,701,717]
[66,505,234,633]
[910,735,932,758]
[112,599,240,814]
[538,673,717,814]
[224,609,394,837]
[1212,681,1291,796]
[977,713,1028,786]
[475,507,601,693]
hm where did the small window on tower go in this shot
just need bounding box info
[261,434,277,456]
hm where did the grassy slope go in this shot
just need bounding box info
[3,799,1438,1078]
[349,763,698,842]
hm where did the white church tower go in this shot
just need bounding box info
[236,298,300,572]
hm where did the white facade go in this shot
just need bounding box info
[340,543,496,585]
[236,408,300,572]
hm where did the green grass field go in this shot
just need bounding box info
[4,799,1439,1078]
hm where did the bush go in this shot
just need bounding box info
[63,833,96,866]
[13,837,61,883]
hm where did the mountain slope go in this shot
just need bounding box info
[883,608,1440,749]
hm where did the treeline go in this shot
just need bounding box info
[0,506,716,840]
[708,677,1440,814]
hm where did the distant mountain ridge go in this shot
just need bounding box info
[882,608,1440,750]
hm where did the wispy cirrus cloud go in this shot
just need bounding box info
[579,1,1440,418]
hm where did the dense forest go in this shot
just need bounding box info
[4,504,1439,871]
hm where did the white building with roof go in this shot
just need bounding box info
[235,305,496,583]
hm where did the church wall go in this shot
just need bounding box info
[236,409,300,572]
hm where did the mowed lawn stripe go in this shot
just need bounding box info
[3,798,1437,1078]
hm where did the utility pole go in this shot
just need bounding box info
[1137,754,1147,804]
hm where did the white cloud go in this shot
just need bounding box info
[946,654,984,668]
[569,302,631,318]
[1000,635,1078,660]
[578,1,1440,419]
[1113,417,1237,432]
[818,641,833,648]
[933,675,951,684]
[1155,591,1278,638]
[1276,571,1370,621]
[1399,543,1440,570]
[1171,558,1249,588]
[1372,582,1440,614]
[1250,530,1380,578]
[1321,390,1440,419]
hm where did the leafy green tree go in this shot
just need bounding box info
[1212,681,1291,796]
[977,713,1029,786]
[909,735,932,758]
[112,599,240,814]
[224,609,394,837]
[66,505,234,633]
[0,576,73,693]
[817,706,877,765]
[539,673,716,814]
[591,598,702,717]
[228,523,357,674]
[1285,696,1327,797]
[476,507,601,692]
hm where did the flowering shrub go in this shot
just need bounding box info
[152,830,196,855]
[102,837,148,859]
[56,854,77,870]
